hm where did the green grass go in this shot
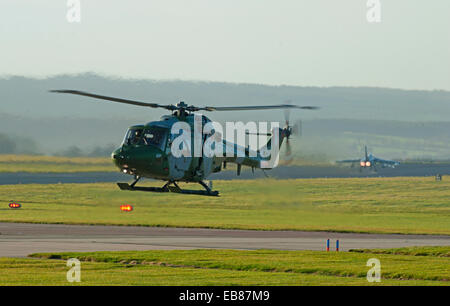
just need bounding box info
[349,246,450,257]
[1,154,448,173]
[0,154,332,173]
[1,247,448,285]
[0,155,115,173]
[1,177,449,234]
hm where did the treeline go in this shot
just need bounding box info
[0,132,115,157]
[0,133,39,154]
[53,144,116,157]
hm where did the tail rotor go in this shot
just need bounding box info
[281,107,302,164]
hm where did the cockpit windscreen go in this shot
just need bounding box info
[123,127,168,150]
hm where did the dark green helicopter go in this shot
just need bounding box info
[51,90,318,196]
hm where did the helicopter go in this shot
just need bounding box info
[50,89,318,196]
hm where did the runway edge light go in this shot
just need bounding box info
[9,202,22,209]
[120,204,133,212]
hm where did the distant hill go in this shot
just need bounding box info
[1,74,450,121]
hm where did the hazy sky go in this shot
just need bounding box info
[1,0,449,90]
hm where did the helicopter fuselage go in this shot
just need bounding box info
[112,113,286,182]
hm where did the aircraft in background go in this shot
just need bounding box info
[336,146,400,171]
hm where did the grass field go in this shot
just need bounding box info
[0,247,448,285]
[2,154,449,173]
[0,154,331,173]
[0,155,115,173]
[1,177,449,234]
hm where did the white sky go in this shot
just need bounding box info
[0,0,449,90]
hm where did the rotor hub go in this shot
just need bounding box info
[176,101,187,108]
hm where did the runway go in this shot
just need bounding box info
[1,163,450,185]
[0,223,449,257]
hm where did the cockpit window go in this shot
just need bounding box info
[123,127,168,150]
[142,127,168,150]
[123,128,144,146]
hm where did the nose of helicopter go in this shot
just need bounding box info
[111,148,126,169]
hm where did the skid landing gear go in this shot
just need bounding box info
[117,179,219,196]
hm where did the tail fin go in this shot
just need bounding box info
[365,145,368,160]
[262,127,288,152]
[258,127,289,168]
[258,127,285,169]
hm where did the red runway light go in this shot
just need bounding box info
[9,202,21,209]
[120,204,133,212]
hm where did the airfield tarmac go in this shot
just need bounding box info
[1,163,449,185]
[0,223,449,257]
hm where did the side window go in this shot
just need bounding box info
[142,128,168,150]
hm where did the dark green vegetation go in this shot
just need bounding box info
[0,133,39,155]
[1,177,449,234]
[1,247,448,285]
[350,246,450,257]
[0,132,114,157]
[0,155,114,173]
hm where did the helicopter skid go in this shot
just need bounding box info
[117,182,219,196]
[168,185,218,196]
[117,182,169,193]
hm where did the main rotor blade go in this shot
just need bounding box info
[204,105,319,111]
[49,90,174,110]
